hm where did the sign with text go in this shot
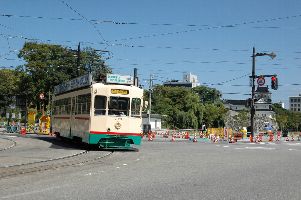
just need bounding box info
[111,89,129,95]
[106,74,133,85]
[54,74,92,95]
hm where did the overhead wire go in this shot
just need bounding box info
[60,0,110,48]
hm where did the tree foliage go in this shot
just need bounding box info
[272,103,301,132]
[0,69,22,109]
[16,42,111,107]
[150,85,226,129]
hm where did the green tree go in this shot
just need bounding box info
[0,69,22,110]
[203,103,226,128]
[192,86,222,103]
[17,42,111,107]
[151,85,203,129]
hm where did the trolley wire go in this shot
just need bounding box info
[60,0,110,48]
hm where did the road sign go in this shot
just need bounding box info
[257,77,265,86]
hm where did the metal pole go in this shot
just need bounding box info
[250,47,256,141]
[77,42,80,76]
[148,74,152,126]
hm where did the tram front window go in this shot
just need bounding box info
[109,97,129,116]
[94,95,107,115]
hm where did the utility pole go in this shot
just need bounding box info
[250,47,276,142]
[250,47,256,142]
[148,74,154,127]
[77,42,80,76]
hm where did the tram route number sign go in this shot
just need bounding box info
[257,77,265,86]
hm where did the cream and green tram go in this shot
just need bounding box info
[52,74,143,149]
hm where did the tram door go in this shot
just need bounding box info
[70,97,76,138]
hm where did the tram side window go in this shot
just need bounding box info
[53,98,71,115]
[94,96,107,115]
[131,98,141,117]
[109,97,130,116]
[77,94,91,115]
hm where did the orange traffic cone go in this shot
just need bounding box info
[276,135,280,142]
[148,134,153,141]
[171,135,175,142]
[285,137,289,141]
[193,134,197,142]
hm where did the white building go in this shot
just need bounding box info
[163,72,200,88]
[142,114,162,132]
[289,94,301,112]
[254,86,274,118]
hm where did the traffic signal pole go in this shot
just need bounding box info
[249,47,276,142]
[250,47,256,142]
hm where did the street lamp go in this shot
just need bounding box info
[250,47,276,142]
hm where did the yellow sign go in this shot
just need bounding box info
[111,89,129,95]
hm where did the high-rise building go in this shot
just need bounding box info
[289,94,301,112]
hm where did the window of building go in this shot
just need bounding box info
[94,96,107,115]
[131,98,141,117]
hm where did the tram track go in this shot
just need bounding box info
[0,150,113,179]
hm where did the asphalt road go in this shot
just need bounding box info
[0,136,301,200]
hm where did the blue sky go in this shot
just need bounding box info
[1,0,301,107]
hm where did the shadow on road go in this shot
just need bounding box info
[26,134,139,152]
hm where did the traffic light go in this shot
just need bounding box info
[271,76,278,90]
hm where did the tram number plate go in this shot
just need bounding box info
[111,89,129,95]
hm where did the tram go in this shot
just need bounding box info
[52,73,143,149]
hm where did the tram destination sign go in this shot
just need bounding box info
[111,89,129,95]
[106,74,133,85]
[54,74,92,95]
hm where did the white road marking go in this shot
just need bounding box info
[288,149,297,151]
[235,146,275,150]
[223,146,229,148]
[123,163,127,166]
[116,166,120,169]
[245,146,275,150]
[287,143,301,146]
[0,185,69,199]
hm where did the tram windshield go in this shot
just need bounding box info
[94,95,107,115]
[108,96,130,116]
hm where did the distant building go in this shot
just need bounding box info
[224,86,275,122]
[223,99,249,111]
[289,94,301,112]
[254,86,274,118]
[142,113,162,131]
[163,72,200,88]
